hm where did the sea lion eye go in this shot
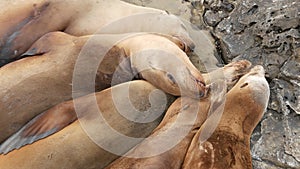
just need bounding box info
[167,73,177,84]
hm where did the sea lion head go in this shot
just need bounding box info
[233,65,270,109]
[161,13,195,53]
[132,50,207,99]
[225,65,270,135]
[158,33,195,54]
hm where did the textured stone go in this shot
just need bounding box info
[251,110,300,168]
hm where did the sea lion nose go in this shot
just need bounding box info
[176,36,195,53]
[195,79,208,98]
[187,42,195,53]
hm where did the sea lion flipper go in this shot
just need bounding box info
[0,113,55,154]
[20,47,45,57]
[0,102,76,154]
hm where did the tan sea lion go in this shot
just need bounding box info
[105,96,212,169]
[0,80,175,169]
[105,61,252,169]
[0,32,206,143]
[0,0,194,66]
[182,65,270,169]
[0,60,251,169]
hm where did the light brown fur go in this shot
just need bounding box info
[0,0,194,65]
[182,66,270,169]
[0,60,251,168]
[0,32,205,143]
[105,60,252,169]
[0,80,175,169]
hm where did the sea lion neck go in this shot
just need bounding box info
[216,89,260,140]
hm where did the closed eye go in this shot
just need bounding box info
[167,73,177,84]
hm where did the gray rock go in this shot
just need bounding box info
[251,110,300,168]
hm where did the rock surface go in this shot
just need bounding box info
[123,0,300,168]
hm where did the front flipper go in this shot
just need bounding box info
[0,101,77,154]
[203,60,252,90]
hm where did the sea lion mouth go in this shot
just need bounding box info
[197,85,210,99]
[185,67,207,98]
[182,42,195,53]
[191,78,207,99]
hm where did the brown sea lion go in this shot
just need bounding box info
[105,61,252,169]
[0,60,251,169]
[182,66,270,169]
[0,0,194,66]
[0,80,175,169]
[0,32,206,143]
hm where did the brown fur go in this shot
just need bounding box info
[105,60,252,169]
[0,80,175,169]
[182,66,270,169]
[0,0,194,65]
[0,32,204,143]
[105,97,211,169]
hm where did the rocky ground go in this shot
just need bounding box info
[123,0,299,168]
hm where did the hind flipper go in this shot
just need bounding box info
[0,101,77,154]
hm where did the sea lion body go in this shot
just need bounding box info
[0,32,79,143]
[0,0,194,65]
[182,66,270,169]
[0,80,175,169]
[0,32,205,143]
[0,60,251,168]
[105,60,252,169]
[105,96,211,169]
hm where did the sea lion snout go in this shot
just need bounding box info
[193,79,208,99]
[176,76,207,99]
[187,69,207,99]
[172,35,195,53]
[238,65,269,93]
[183,38,196,53]
[242,65,270,109]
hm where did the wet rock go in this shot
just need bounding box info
[204,9,228,27]
[251,110,300,168]
[252,159,285,169]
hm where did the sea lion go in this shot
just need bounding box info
[0,0,194,66]
[182,66,270,169]
[105,96,212,169]
[105,61,252,169]
[0,61,251,169]
[0,32,206,143]
[0,80,175,169]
